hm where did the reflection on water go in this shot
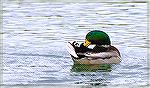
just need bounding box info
[2,0,148,86]
[71,64,111,72]
[70,64,117,86]
[74,78,109,86]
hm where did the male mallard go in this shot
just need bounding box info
[67,30,121,64]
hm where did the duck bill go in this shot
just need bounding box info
[83,39,91,47]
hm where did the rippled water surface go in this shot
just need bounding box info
[2,0,148,86]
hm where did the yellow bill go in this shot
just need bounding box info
[83,39,91,47]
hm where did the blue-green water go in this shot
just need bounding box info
[2,0,148,86]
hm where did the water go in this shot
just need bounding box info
[2,0,149,86]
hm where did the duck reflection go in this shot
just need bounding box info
[71,64,112,72]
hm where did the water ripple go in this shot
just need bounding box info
[2,1,148,85]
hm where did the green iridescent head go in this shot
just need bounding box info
[83,30,111,47]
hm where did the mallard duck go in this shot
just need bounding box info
[67,30,121,64]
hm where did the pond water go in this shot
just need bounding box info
[2,0,149,86]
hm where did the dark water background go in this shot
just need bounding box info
[2,0,148,86]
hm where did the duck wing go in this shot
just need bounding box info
[67,42,79,58]
[83,51,119,59]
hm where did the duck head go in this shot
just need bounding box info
[83,30,111,47]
